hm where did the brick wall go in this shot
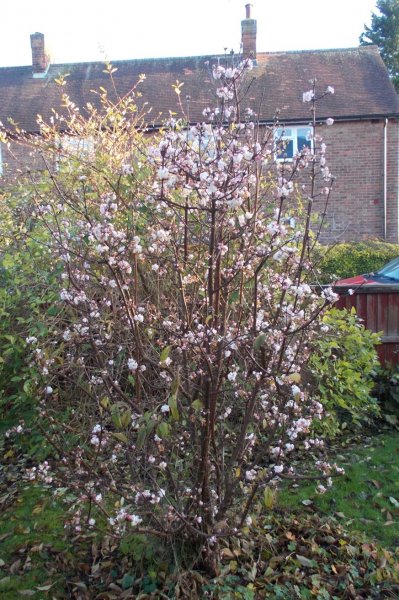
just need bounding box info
[2,118,399,244]
[315,118,399,244]
[0,137,45,184]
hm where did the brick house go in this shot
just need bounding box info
[1,5,398,243]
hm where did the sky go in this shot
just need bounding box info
[0,0,379,67]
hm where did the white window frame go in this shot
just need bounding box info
[275,125,313,161]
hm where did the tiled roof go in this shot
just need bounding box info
[0,46,398,133]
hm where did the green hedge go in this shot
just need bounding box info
[309,307,380,437]
[316,241,399,282]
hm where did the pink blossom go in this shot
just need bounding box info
[302,90,314,102]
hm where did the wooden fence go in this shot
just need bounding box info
[335,285,399,366]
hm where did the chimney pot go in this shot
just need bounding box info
[30,32,49,76]
[245,3,252,19]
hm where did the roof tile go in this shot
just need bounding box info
[0,46,397,133]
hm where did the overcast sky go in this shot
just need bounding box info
[0,0,378,67]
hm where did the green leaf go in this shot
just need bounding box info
[228,290,239,304]
[100,397,110,409]
[121,410,132,428]
[136,419,155,449]
[121,574,135,590]
[111,409,122,429]
[2,254,15,269]
[254,334,266,350]
[156,421,170,439]
[168,396,179,421]
[136,427,147,449]
[191,399,203,411]
[111,432,128,443]
[171,375,180,396]
[160,346,171,362]
[263,486,275,509]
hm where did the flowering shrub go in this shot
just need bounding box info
[11,60,341,563]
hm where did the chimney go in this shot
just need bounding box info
[241,4,257,59]
[30,32,49,77]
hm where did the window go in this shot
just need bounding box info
[275,126,312,160]
[187,126,216,160]
[55,135,95,171]
[58,135,95,159]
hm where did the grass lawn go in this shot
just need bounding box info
[0,485,69,598]
[0,424,398,597]
[278,430,399,550]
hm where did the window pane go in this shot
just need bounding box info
[297,128,312,152]
[277,139,294,159]
[276,128,292,137]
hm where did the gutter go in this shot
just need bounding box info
[257,113,399,126]
[6,113,399,136]
[398,122,399,244]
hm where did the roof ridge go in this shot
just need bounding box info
[0,45,380,72]
[256,45,378,56]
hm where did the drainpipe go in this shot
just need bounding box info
[384,118,388,240]
[397,120,399,243]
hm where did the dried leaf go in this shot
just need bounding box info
[296,554,316,568]
[301,499,313,506]
[370,479,381,489]
[10,559,21,574]
[36,585,53,591]
[220,548,235,559]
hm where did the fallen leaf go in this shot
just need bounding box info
[10,559,21,574]
[71,582,88,591]
[220,548,235,559]
[36,585,53,591]
[369,480,381,489]
[295,554,316,568]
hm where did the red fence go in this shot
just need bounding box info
[335,285,399,366]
